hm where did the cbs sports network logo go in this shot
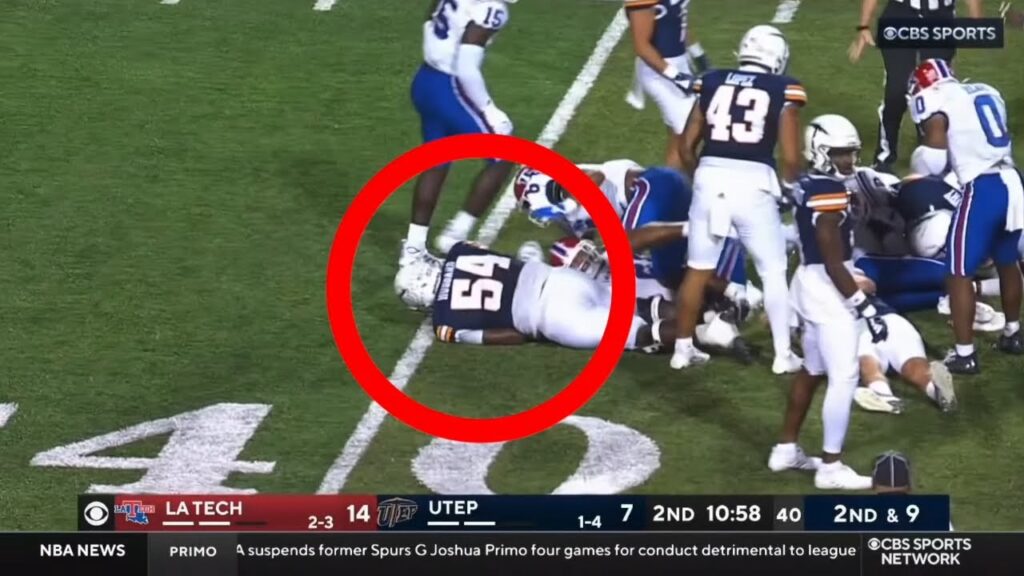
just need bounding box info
[877,17,1005,48]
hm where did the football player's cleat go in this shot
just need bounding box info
[768,444,821,472]
[399,239,438,269]
[936,296,1006,332]
[814,462,873,491]
[996,330,1024,355]
[772,352,803,375]
[434,221,471,256]
[928,361,958,413]
[854,387,904,415]
[944,349,980,375]
[669,340,710,370]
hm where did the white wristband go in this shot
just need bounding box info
[845,290,867,309]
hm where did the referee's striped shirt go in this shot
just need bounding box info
[891,0,955,14]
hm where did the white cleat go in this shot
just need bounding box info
[814,461,873,491]
[434,220,471,255]
[928,360,958,413]
[937,297,1005,331]
[669,342,710,370]
[768,443,822,472]
[854,387,904,415]
[772,352,803,375]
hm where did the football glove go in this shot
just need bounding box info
[662,65,695,94]
[847,291,889,344]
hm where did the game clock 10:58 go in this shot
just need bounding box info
[649,498,772,530]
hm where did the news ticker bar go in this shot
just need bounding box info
[4,532,1022,575]
[78,494,952,532]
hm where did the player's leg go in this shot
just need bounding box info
[815,318,873,490]
[733,186,800,374]
[854,327,903,415]
[994,228,1023,354]
[671,186,721,368]
[874,46,916,169]
[884,314,957,412]
[944,181,997,373]
[769,322,825,472]
[433,76,513,254]
[403,66,455,265]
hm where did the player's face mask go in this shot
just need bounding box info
[828,148,860,176]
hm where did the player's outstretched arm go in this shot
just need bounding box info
[779,105,803,188]
[436,326,528,346]
[679,104,705,178]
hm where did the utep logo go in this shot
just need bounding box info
[113,500,156,525]
[377,497,418,528]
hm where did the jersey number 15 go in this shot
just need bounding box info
[451,254,511,311]
[707,85,771,145]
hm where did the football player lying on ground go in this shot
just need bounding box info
[395,240,672,352]
[849,273,957,415]
[540,235,752,361]
[513,163,761,312]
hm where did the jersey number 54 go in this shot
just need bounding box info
[451,255,511,311]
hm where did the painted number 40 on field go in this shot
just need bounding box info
[20,403,661,495]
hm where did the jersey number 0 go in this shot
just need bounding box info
[707,85,771,144]
[451,254,511,311]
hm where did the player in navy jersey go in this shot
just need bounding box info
[399,0,518,291]
[771,144,890,490]
[624,0,709,169]
[394,242,671,352]
[671,24,804,375]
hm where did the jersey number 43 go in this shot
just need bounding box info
[707,85,771,144]
[451,254,511,311]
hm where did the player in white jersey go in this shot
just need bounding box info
[908,59,1024,374]
[624,0,708,169]
[399,1,518,287]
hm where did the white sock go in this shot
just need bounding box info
[976,278,1001,297]
[674,337,694,354]
[925,382,939,403]
[955,343,975,357]
[821,376,858,454]
[1005,321,1020,337]
[406,224,429,250]
[761,270,793,357]
[447,211,476,238]
[867,380,894,397]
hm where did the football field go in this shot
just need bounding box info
[1,0,1022,531]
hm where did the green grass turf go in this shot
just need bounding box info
[0,0,1021,530]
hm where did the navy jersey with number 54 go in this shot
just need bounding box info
[694,69,807,167]
[433,242,523,332]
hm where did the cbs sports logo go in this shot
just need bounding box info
[83,501,111,527]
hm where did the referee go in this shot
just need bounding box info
[848,0,983,173]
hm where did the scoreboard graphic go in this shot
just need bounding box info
[1,494,1016,575]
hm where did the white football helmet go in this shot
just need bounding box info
[394,258,442,311]
[549,236,605,279]
[805,114,862,175]
[512,166,594,236]
[909,210,954,258]
[736,25,790,75]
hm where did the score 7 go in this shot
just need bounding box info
[621,503,633,522]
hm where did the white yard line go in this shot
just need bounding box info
[313,0,337,12]
[771,0,801,24]
[317,9,630,494]
[0,403,17,428]
[160,0,181,5]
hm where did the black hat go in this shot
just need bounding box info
[872,451,911,491]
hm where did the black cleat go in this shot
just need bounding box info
[729,337,759,365]
[996,331,1024,355]
[944,350,980,375]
